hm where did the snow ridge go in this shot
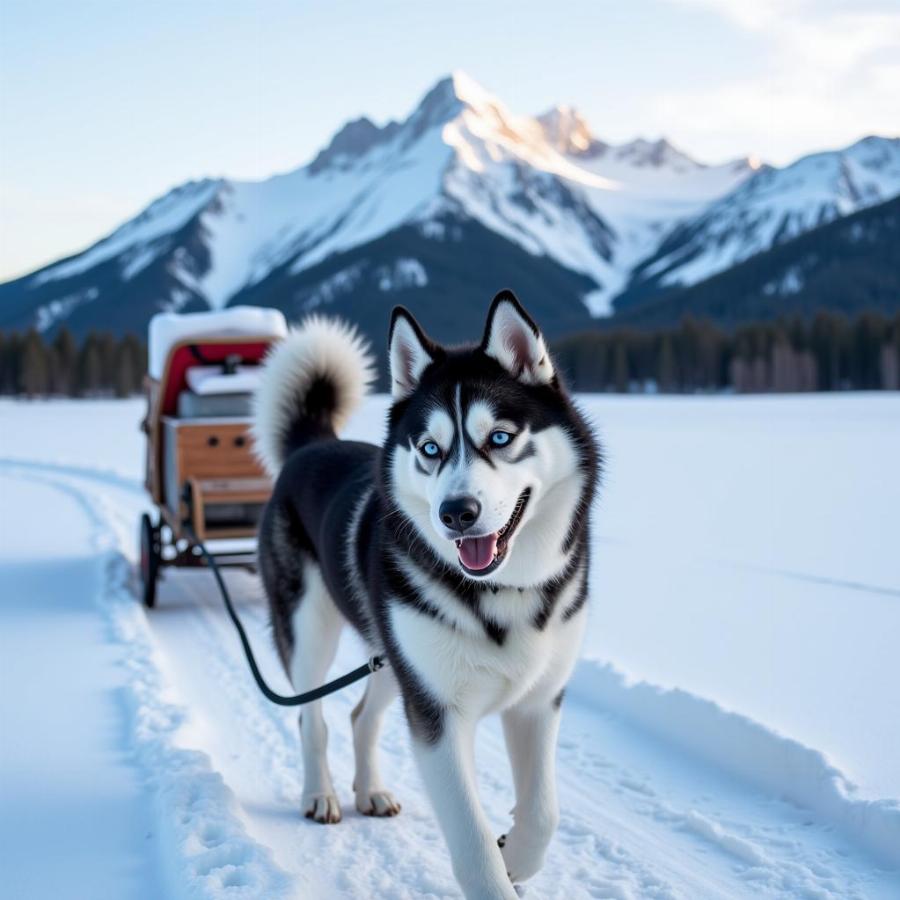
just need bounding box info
[570,659,900,869]
[33,180,222,287]
[633,136,900,292]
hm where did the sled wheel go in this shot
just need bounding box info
[140,513,161,608]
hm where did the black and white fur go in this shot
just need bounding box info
[254,292,600,899]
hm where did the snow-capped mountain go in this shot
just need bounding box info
[1,72,898,344]
[619,135,900,309]
[613,194,900,327]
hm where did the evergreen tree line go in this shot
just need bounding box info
[2,310,899,398]
[0,329,147,398]
[552,310,900,393]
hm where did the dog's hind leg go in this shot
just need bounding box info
[351,667,401,816]
[288,560,345,824]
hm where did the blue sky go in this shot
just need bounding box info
[1,0,898,280]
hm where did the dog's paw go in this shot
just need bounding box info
[303,793,342,824]
[497,828,547,884]
[355,789,402,817]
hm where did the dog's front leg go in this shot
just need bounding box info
[412,713,519,900]
[499,700,562,884]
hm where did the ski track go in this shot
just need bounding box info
[3,457,898,900]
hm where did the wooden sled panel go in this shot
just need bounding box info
[175,421,264,481]
[186,476,270,542]
[160,418,271,539]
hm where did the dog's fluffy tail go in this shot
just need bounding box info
[252,316,375,477]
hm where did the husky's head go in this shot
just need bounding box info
[382,290,597,587]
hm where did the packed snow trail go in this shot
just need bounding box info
[0,475,166,900]
[2,455,897,899]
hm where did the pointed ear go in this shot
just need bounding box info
[389,307,436,399]
[481,290,555,385]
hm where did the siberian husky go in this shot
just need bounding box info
[253,291,599,899]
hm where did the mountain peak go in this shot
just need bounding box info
[537,105,603,156]
[308,116,400,174]
[408,71,514,135]
[611,136,702,170]
[448,70,497,107]
[308,72,511,175]
[423,70,500,108]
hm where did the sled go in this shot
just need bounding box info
[138,307,288,607]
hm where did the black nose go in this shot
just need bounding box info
[439,496,482,534]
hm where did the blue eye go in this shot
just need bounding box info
[489,431,513,447]
[420,441,441,459]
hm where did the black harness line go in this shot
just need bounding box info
[187,527,386,707]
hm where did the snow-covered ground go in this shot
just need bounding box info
[1,394,898,899]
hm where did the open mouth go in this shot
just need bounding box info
[454,488,531,576]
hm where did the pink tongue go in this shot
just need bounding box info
[458,533,499,570]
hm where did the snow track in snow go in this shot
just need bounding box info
[3,454,897,899]
[3,467,290,900]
